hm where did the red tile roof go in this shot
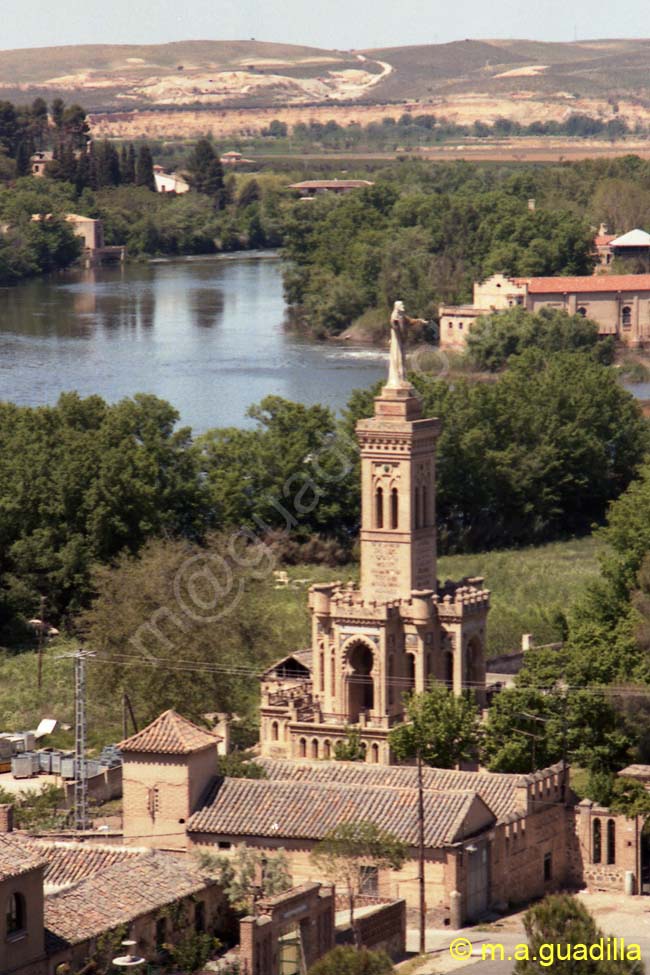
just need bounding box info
[117,709,220,755]
[594,234,616,246]
[44,852,216,947]
[256,757,525,820]
[524,274,650,294]
[187,776,494,847]
[0,835,47,882]
[22,840,148,890]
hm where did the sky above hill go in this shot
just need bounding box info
[10,0,650,51]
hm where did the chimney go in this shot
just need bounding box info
[0,804,14,833]
[527,198,536,211]
[521,633,534,652]
[599,222,608,236]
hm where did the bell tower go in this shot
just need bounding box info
[356,385,441,602]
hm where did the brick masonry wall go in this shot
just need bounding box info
[570,805,639,893]
[0,803,14,832]
[352,900,406,960]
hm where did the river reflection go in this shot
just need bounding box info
[0,254,387,432]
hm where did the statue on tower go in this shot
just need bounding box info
[386,300,425,388]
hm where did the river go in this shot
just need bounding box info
[0,254,387,432]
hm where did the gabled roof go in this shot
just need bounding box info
[262,649,313,678]
[25,840,148,891]
[117,709,220,755]
[0,835,47,882]
[524,273,650,294]
[610,229,650,247]
[44,853,215,948]
[256,757,526,820]
[187,776,494,847]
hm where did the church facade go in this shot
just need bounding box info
[259,323,489,764]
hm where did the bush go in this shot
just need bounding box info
[308,947,393,975]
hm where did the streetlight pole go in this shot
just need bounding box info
[417,749,426,954]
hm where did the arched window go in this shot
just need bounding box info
[311,739,319,759]
[622,305,632,327]
[319,652,325,693]
[444,650,454,687]
[414,486,421,529]
[387,653,394,706]
[593,818,602,864]
[6,892,26,935]
[299,738,307,758]
[370,743,379,764]
[422,485,428,527]
[323,740,331,759]
[271,721,279,742]
[375,486,384,529]
[330,653,336,697]
[607,819,616,865]
[390,488,398,529]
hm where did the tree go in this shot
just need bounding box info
[307,947,392,975]
[311,821,406,924]
[79,533,280,732]
[465,306,614,373]
[135,144,155,190]
[388,682,480,768]
[514,894,643,975]
[333,727,367,762]
[186,138,225,202]
[197,846,291,915]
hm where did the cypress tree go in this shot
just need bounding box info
[135,144,155,191]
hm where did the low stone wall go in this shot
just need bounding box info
[338,901,407,961]
[64,765,122,807]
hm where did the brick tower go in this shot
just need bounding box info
[259,311,489,764]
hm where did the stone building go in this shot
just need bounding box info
[259,376,489,764]
[440,271,650,349]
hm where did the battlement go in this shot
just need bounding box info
[436,577,491,619]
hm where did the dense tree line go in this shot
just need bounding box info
[282,165,596,336]
[254,112,633,153]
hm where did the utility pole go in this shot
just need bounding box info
[417,749,426,954]
[74,649,91,831]
[37,594,45,691]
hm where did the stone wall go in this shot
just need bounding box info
[349,900,406,960]
[569,803,640,893]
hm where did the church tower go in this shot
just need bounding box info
[259,304,489,765]
[357,384,440,602]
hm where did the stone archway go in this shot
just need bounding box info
[344,640,375,722]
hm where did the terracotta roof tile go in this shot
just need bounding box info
[44,852,215,947]
[187,776,494,847]
[117,709,220,755]
[0,835,47,882]
[21,840,149,890]
[524,273,650,294]
[255,758,524,820]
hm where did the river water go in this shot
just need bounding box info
[0,254,387,432]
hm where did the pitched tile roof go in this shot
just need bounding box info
[187,776,494,847]
[523,273,650,294]
[0,835,47,882]
[44,852,215,947]
[117,709,220,755]
[20,840,149,891]
[255,758,525,820]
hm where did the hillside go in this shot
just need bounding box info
[4,37,650,113]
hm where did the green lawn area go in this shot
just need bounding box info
[438,535,604,656]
